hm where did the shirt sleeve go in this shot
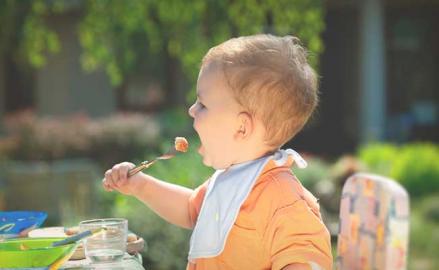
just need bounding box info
[268,199,333,270]
[187,180,209,228]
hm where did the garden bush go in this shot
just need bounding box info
[86,114,160,168]
[390,143,439,197]
[357,143,398,175]
[418,194,439,223]
[409,198,439,269]
[0,111,160,168]
[358,142,439,197]
[292,156,330,190]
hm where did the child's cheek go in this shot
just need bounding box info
[192,117,202,134]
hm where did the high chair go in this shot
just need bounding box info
[336,173,409,270]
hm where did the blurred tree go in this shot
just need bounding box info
[0,0,64,112]
[0,0,324,106]
[0,0,62,67]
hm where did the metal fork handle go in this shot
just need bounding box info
[128,160,157,177]
[127,148,177,177]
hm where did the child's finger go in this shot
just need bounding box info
[117,165,130,187]
[110,165,121,185]
[118,162,136,186]
[121,162,136,171]
[102,178,113,192]
[104,169,117,189]
[104,182,113,191]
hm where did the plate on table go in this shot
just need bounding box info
[0,237,77,269]
[0,211,47,239]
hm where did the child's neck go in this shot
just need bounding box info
[231,141,275,166]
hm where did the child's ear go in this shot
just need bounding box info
[235,112,253,140]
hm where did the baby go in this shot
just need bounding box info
[103,34,332,270]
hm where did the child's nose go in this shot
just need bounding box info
[188,104,196,118]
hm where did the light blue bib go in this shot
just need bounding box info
[188,149,307,261]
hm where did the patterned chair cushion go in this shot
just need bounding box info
[337,173,409,270]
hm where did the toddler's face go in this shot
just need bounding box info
[188,64,242,169]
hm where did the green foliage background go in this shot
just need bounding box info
[0,0,325,101]
[357,143,439,197]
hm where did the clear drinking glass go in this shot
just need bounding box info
[79,218,128,264]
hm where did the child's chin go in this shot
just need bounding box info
[200,154,215,168]
[201,157,213,168]
[199,146,217,168]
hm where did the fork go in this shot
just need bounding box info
[127,148,178,177]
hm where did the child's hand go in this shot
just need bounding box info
[102,162,142,195]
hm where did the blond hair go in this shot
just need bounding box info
[202,34,319,147]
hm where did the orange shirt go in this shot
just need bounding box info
[187,159,333,270]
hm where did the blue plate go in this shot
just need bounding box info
[0,211,47,238]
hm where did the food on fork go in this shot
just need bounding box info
[175,137,189,153]
[127,137,189,177]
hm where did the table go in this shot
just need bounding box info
[61,253,145,269]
